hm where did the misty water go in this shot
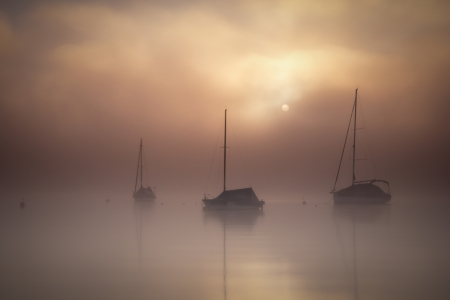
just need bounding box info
[1,196,450,300]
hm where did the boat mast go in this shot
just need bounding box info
[134,138,142,193]
[140,138,143,188]
[352,89,358,185]
[332,100,355,192]
[223,109,227,192]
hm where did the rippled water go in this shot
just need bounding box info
[1,197,449,300]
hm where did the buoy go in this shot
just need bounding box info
[20,202,25,209]
[106,198,110,203]
[302,201,306,205]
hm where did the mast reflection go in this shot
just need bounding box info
[203,210,263,300]
[134,200,155,267]
[333,204,391,300]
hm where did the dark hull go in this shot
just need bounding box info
[333,182,391,204]
[202,187,264,210]
[333,193,391,204]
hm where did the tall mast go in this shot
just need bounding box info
[134,139,142,193]
[352,89,358,184]
[140,138,143,188]
[332,100,355,192]
[223,109,227,192]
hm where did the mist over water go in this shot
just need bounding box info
[1,1,450,299]
[2,193,450,300]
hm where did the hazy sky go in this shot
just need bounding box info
[1,0,449,201]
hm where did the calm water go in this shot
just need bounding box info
[1,196,450,300]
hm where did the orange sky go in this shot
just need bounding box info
[1,0,449,201]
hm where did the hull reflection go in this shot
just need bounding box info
[133,200,156,266]
[333,204,391,300]
[203,209,263,300]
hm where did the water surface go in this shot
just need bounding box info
[1,197,449,300]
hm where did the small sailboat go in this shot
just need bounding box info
[203,110,265,210]
[332,89,391,204]
[133,139,156,200]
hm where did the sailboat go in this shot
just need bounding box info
[332,89,391,204]
[133,139,156,200]
[202,110,265,210]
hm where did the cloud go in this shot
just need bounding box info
[0,0,449,197]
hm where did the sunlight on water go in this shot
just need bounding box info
[1,197,449,300]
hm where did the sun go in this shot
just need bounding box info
[282,104,289,111]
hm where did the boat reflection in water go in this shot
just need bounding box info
[333,204,391,224]
[333,204,391,300]
[133,200,156,266]
[203,209,263,300]
[203,209,263,229]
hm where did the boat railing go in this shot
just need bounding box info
[354,179,391,193]
[203,194,213,200]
